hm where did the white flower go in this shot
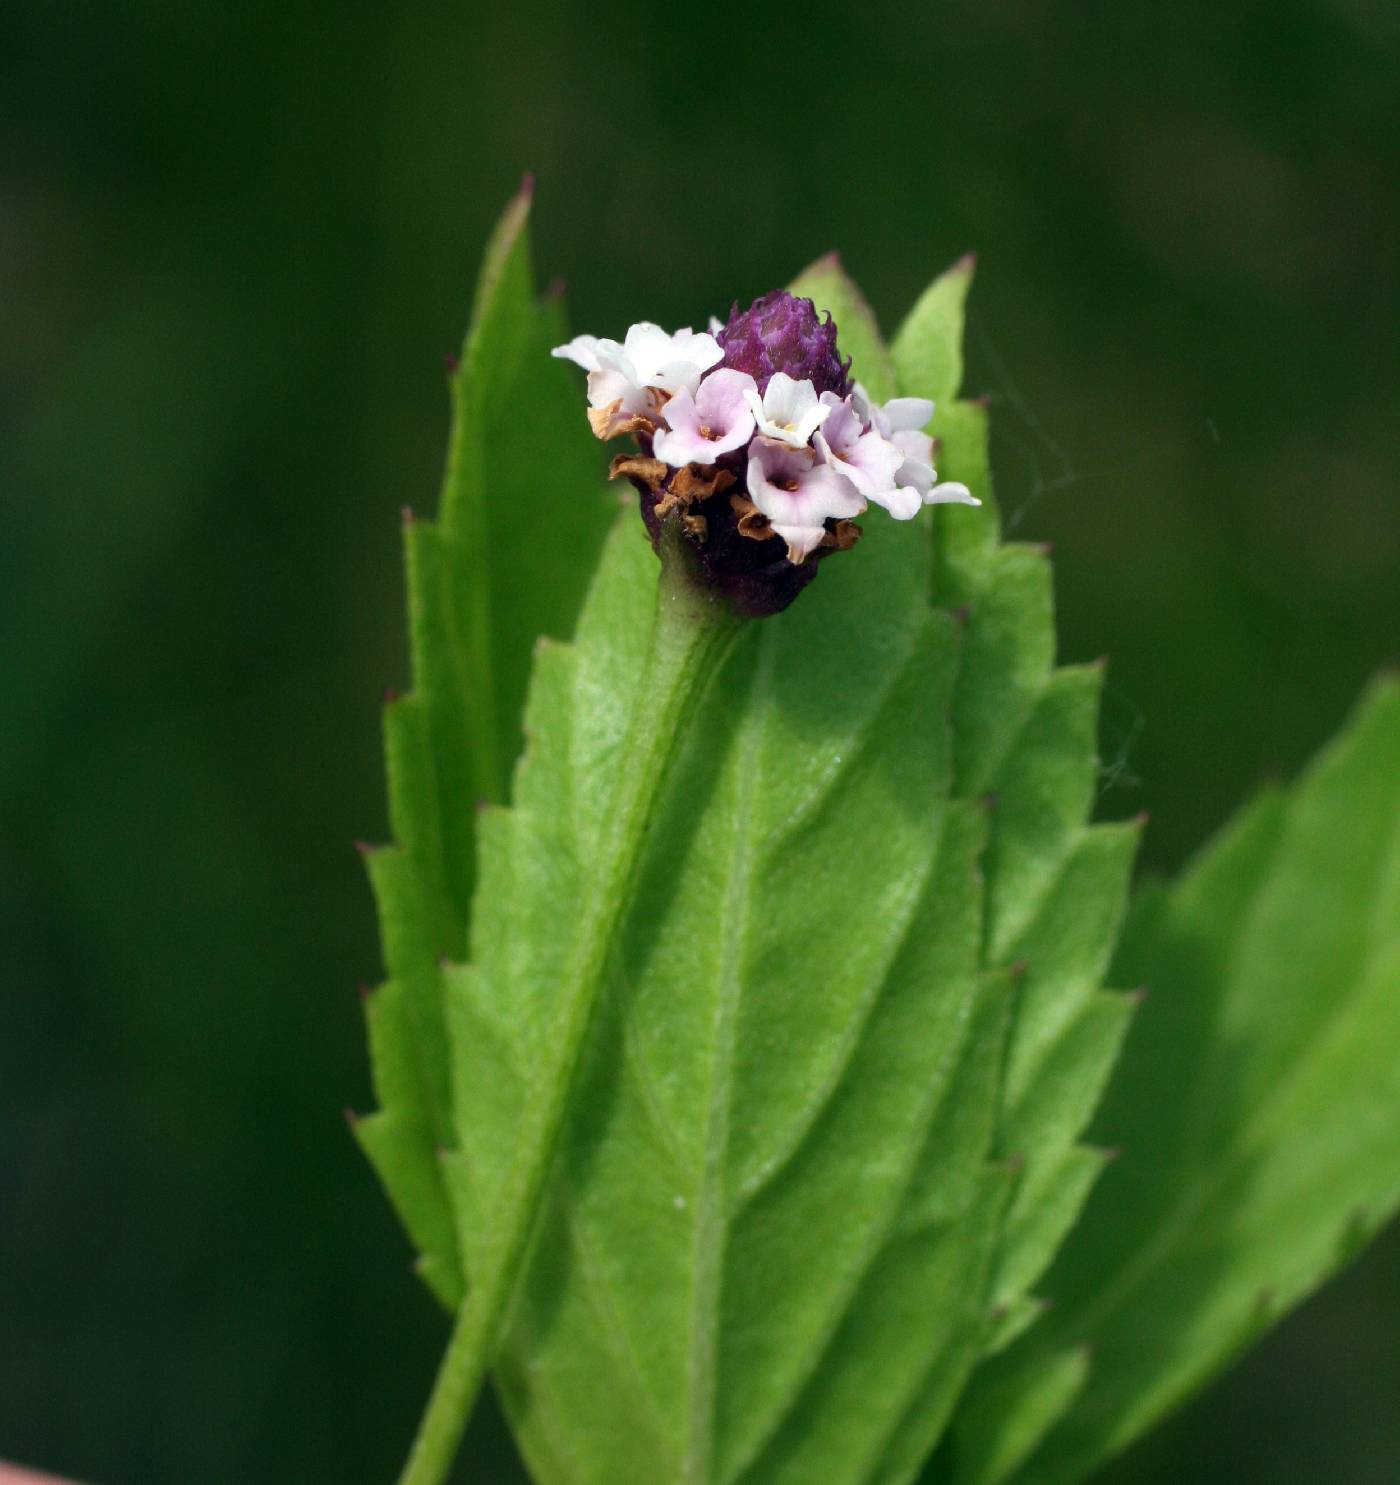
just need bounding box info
[652,368,759,467]
[553,322,724,436]
[554,323,722,392]
[551,333,604,372]
[743,372,832,448]
[812,391,911,513]
[852,383,981,509]
[747,436,865,563]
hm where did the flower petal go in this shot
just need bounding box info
[924,481,981,507]
[747,374,832,447]
[866,484,925,520]
[551,334,601,371]
[881,396,936,432]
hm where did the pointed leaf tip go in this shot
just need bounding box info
[892,250,978,404]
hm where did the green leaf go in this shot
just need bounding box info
[356,183,613,1308]
[947,676,1400,1485]
[415,256,1136,1485]
[788,253,899,405]
[451,509,1000,1485]
[891,253,977,413]
[941,1345,1091,1485]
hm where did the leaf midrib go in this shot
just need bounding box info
[684,630,771,1485]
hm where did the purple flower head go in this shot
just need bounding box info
[717,291,852,399]
[553,300,980,618]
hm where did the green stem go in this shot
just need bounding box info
[395,526,743,1485]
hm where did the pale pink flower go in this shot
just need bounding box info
[747,436,865,562]
[853,384,981,509]
[813,392,911,514]
[652,369,759,467]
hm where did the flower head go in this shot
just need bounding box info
[553,292,979,616]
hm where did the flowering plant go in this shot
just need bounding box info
[357,187,1400,1485]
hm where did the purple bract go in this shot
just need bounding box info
[717,291,852,399]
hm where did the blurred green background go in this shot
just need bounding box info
[4,0,1397,1481]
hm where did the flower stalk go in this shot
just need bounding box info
[394,522,743,1485]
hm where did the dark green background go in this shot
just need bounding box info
[4,1,1397,1481]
